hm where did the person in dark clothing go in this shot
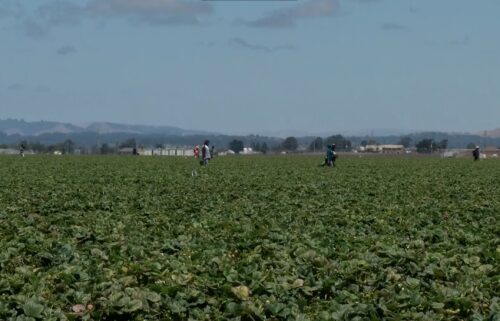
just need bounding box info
[472,146,480,161]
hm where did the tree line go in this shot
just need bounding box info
[1,133,497,155]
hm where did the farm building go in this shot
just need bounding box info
[240,147,261,155]
[138,147,195,157]
[442,151,457,158]
[363,144,405,153]
[118,147,137,155]
[480,147,500,158]
[0,148,20,155]
[0,148,35,156]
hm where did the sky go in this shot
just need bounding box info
[0,0,499,135]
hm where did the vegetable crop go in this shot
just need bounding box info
[0,155,498,320]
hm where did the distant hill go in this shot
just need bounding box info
[0,119,209,136]
[0,119,282,149]
[0,119,83,136]
[1,119,499,150]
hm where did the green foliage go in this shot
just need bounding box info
[99,143,115,155]
[467,143,477,149]
[119,138,137,148]
[261,142,268,154]
[282,137,298,151]
[309,137,323,152]
[0,155,498,320]
[416,138,436,153]
[324,135,351,151]
[416,139,449,153]
[399,136,412,148]
[228,139,244,154]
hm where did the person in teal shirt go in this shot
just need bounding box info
[324,144,336,167]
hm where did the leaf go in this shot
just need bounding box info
[292,279,304,288]
[144,291,161,303]
[23,300,44,318]
[405,277,420,288]
[90,248,108,260]
[124,299,143,312]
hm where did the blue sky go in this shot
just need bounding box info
[1,0,499,135]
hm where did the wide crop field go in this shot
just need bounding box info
[0,155,498,321]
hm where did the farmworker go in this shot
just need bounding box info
[201,140,211,166]
[323,144,336,167]
[331,144,337,166]
[193,145,200,158]
[211,145,216,158]
[20,145,25,157]
[472,146,480,161]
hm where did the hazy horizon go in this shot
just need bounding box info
[2,117,496,139]
[2,0,499,134]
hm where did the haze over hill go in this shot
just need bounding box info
[0,119,210,137]
[1,119,499,151]
[2,119,498,139]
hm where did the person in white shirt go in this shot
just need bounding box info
[201,140,211,166]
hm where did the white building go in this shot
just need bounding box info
[241,147,261,155]
[364,144,405,153]
[138,147,195,157]
[0,148,20,155]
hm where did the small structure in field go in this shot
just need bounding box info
[241,147,261,155]
[137,147,195,157]
[442,151,457,158]
[0,148,20,155]
[364,144,405,154]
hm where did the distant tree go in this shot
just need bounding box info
[360,140,368,147]
[309,137,323,152]
[438,139,448,150]
[260,142,268,154]
[399,136,412,148]
[228,139,244,154]
[250,141,261,152]
[100,143,113,155]
[120,138,137,148]
[30,141,46,153]
[416,139,437,153]
[52,142,65,153]
[156,143,164,149]
[282,137,298,151]
[325,135,352,151]
[63,139,75,154]
[466,143,476,149]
